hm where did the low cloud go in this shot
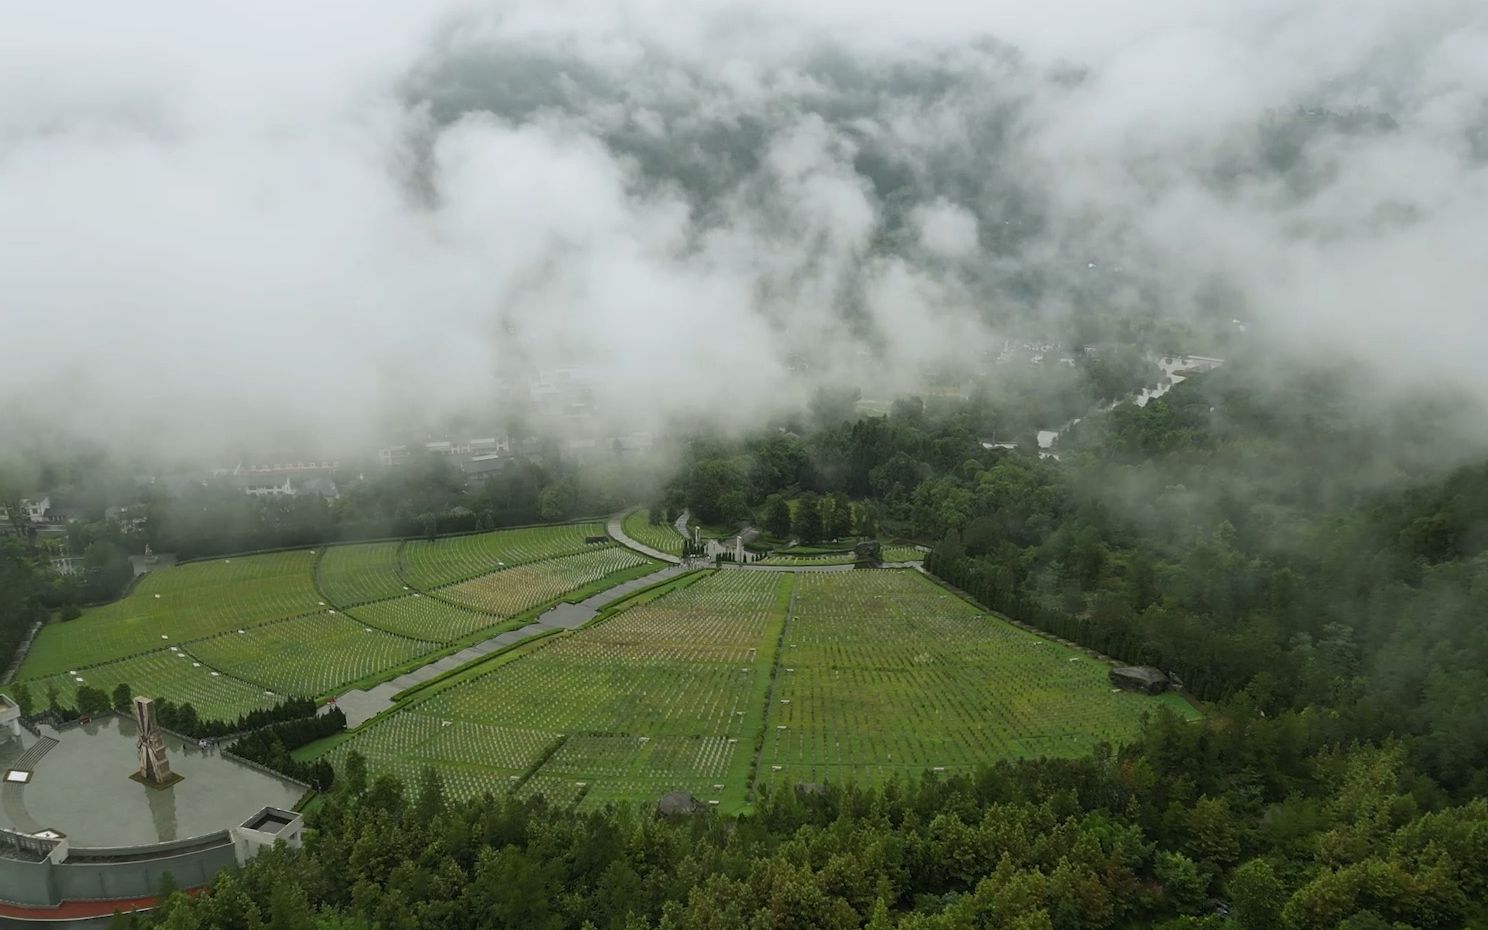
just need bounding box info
[3,0,1486,458]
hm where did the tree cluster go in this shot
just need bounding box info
[227,707,345,790]
[24,685,321,742]
[0,538,53,680]
[125,707,1487,930]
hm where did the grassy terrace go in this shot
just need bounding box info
[620,509,685,556]
[315,541,406,607]
[23,550,323,677]
[320,568,1197,810]
[346,596,500,643]
[16,518,1191,811]
[320,572,786,809]
[758,570,1197,788]
[436,548,652,615]
[401,523,609,589]
[20,651,279,721]
[15,524,661,710]
[188,612,436,698]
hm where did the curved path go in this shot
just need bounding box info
[606,510,683,564]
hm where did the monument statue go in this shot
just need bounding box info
[133,696,174,786]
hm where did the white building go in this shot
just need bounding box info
[460,454,509,483]
[242,477,295,498]
[24,497,51,523]
[377,446,411,467]
[381,437,511,467]
[231,463,339,500]
[422,437,510,457]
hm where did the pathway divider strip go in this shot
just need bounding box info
[744,573,795,804]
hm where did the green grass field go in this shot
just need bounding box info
[757,571,1196,789]
[15,524,665,709]
[436,548,654,616]
[189,612,437,697]
[316,542,406,607]
[22,550,323,677]
[322,571,790,808]
[20,651,279,721]
[401,523,608,589]
[346,595,502,643]
[621,509,685,556]
[320,568,1197,810]
[15,521,1194,805]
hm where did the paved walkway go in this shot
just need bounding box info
[334,563,690,727]
[606,510,683,564]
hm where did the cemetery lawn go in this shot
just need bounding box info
[14,525,660,708]
[621,508,686,556]
[319,568,1199,811]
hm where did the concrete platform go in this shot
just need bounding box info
[0,716,304,847]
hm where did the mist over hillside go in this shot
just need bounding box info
[3,0,1486,460]
[7,8,1488,928]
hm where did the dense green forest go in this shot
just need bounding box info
[121,715,1487,930]
[0,536,51,675]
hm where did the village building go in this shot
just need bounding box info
[23,498,51,524]
[459,453,509,484]
[376,445,411,468]
[229,463,340,500]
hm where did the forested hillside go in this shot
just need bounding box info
[124,715,1487,930]
[929,367,1488,799]
[0,538,51,678]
